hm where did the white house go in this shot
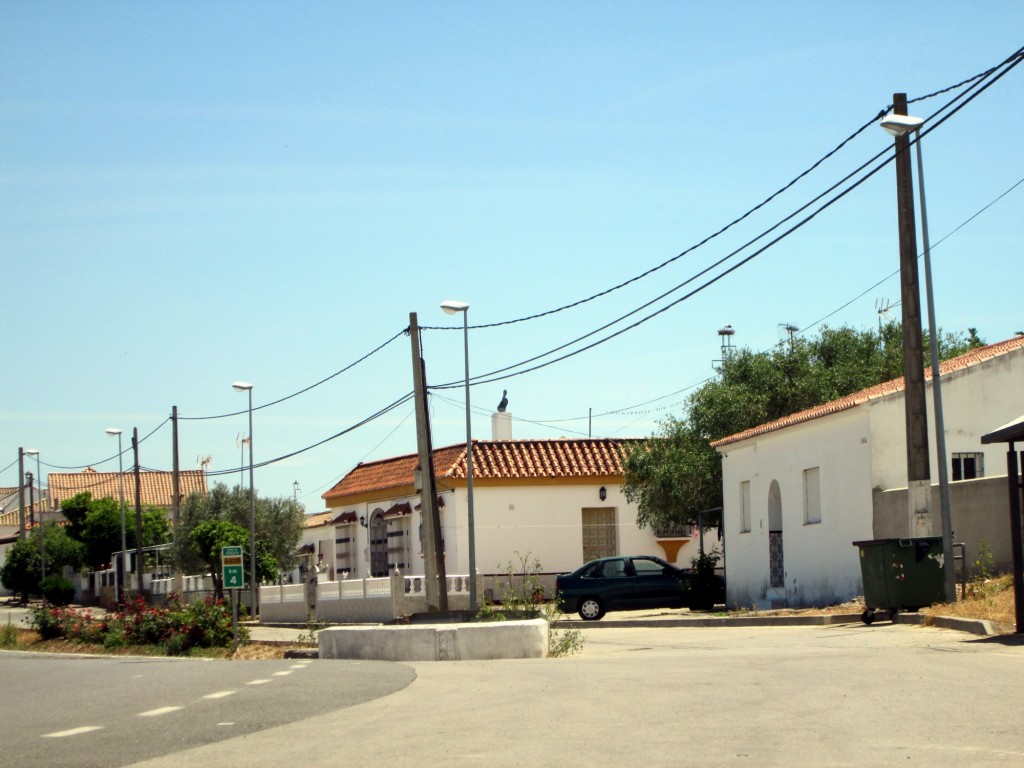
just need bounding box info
[713,335,1024,609]
[312,435,705,598]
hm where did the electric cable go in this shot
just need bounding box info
[179,328,407,421]
[421,46,1023,333]
[430,48,1023,390]
[37,418,171,471]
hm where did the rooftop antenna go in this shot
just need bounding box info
[778,323,799,351]
[875,298,896,329]
[713,324,735,370]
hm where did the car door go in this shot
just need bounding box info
[629,556,686,608]
[594,557,636,610]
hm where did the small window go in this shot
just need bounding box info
[803,467,821,525]
[952,452,984,481]
[740,481,752,533]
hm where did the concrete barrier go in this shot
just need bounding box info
[318,619,549,661]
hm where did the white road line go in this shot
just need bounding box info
[43,726,104,738]
[203,691,236,699]
[271,671,293,676]
[246,679,271,685]
[217,722,235,727]
[138,706,184,717]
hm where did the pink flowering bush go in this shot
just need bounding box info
[29,594,245,655]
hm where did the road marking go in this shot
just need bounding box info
[43,726,103,738]
[138,706,184,717]
[217,722,235,727]
[203,691,236,699]
[246,679,271,685]
[272,670,293,676]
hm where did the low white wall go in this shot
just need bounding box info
[318,619,549,661]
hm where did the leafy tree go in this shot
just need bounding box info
[173,483,303,587]
[61,491,171,571]
[623,323,984,529]
[189,519,277,600]
[1,524,84,601]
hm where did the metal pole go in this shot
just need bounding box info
[913,130,956,603]
[247,388,256,617]
[117,434,126,602]
[461,310,477,612]
[17,448,26,541]
[34,454,44,582]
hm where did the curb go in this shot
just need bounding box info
[554,613,864,629]
[894,612,998,636]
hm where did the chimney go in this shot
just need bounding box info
[492,411,512,440]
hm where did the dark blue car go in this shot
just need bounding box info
[556,555,725,620]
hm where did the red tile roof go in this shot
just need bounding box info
[323,438,639,502]
[48,469,208,508]
[712,336,1024,448]
[302,510,336,528]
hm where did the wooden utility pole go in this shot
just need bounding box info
[409,313,448,612]
[892,92,932,537]
[171,406,183,593]
[132,428,144,595]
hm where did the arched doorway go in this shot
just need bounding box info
[369,509,389,577]
[768,480,784,590]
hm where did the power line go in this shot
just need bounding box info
[179,328,408,421]
[429,48,1023,390]
[37,418,171,471]
[421,47,1022,334]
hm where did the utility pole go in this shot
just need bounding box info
[891,92,932,538]
[409,312,448,612]
[132,428,144,596]
[17,448,26,540]
[171,406,183,594]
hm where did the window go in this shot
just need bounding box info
[952,452,984,481]
[740,481,752,533]
[334,526,354,577]
[803,467,821,525]
[581,507,617,562]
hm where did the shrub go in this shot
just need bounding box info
[41,575,76,606]
[1,620,17,648]
[27,594,245,654]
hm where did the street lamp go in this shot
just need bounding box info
[881,111,956,603]
[105,428,127,603]
[440,299,477,611]
[24,449,44,582]
[233,381,257,616]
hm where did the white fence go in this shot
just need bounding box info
[260,571,479,624]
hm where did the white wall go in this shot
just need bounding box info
[324,483,708,584]
[720,408,874,608]
[869,347,1024,490]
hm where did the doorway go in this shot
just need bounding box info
[768,480,784,590]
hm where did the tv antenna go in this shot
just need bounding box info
[778,323,799,351]
[713,324,736,370]
[875,298,897,328]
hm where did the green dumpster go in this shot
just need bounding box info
[852,537,945,624]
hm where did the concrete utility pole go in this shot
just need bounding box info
[132,428,144,595]
[891,92,932,538]
[17,448,26,540]
[171,406,183,594]
[409,312,448,612]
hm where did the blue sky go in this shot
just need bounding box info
[2,2,1021,510]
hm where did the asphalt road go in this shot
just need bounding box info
[0,654,415,768]
[3,622,1023,768]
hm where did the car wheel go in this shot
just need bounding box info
[578,597,605,621]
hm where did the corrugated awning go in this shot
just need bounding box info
[332,511,358,525]
[383,502,412,519]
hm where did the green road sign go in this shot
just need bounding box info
[222,545,245,589]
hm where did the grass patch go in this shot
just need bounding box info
[922,574,1016,632]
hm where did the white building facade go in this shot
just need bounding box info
[715,336,1024,609]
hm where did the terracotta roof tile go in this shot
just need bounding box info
[48,470,208,508]
[712,336,1024,448]
[323,438,639,501]
[303,510,335,528]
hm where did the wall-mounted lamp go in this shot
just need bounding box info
[599,486,607,501]
[359,515,367,527]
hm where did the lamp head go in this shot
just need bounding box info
[105,428,122,437]
[441,300,469,315]
[25,449,39,457]
[880,113,924,137]
[232,381,254,392]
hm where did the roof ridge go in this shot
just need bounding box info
[712,335,1024,447]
